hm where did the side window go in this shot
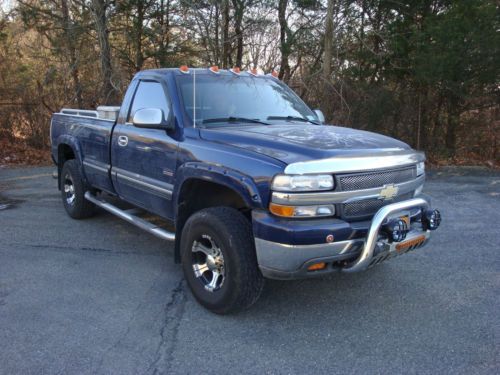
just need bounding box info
[128,81,170,123]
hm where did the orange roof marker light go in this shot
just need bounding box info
[271,70,279,78]
[231,66,241,74]
[248,68,258,76]
[209,65,220,73]
[179,65,189,73]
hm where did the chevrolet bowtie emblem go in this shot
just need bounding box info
[379,184,399,200]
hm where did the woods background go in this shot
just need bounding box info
[0,0,498,165]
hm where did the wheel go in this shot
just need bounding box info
[60,159,95,219]
[180,207,264,314]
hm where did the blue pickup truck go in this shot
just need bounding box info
[51,67,441,314]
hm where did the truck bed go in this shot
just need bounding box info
[51,108,119,193]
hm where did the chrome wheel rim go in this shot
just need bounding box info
[63,174,76,205]
[191,234,225,292]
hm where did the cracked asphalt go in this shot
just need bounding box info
[0,166,499,374]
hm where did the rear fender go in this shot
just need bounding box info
[56,135,87,188]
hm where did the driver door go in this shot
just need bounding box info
[111,79,178,219]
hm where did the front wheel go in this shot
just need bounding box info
[180,207,264,314]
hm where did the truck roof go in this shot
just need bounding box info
[135,67,277,79]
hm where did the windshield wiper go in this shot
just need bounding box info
[267,115,319,125]
[202,117,269,125]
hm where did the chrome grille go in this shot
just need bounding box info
[339,167,416,191]
[343,192,414,219]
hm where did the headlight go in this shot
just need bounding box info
[269,203,335,218]
[272,174,334,192]
[416,162,425,176]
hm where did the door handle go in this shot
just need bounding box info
[117,136,128,147]
[136,145,152,152]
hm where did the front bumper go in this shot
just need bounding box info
[254,197,437,280]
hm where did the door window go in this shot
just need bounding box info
[128,81,170,123]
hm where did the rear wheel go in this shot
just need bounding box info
[60,160,95,219]
[180,207,264,314]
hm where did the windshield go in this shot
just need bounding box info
[176,73,318,127]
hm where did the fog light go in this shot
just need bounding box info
[386,219,408,242]
[423,209,441,230]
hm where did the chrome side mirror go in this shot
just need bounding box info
[314,109,325,124]
[133,108,173,129]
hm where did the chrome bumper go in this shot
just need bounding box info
[255,197,433,279]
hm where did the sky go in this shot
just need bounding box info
[0,0,15,13]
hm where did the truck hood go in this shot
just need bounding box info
[199,124,411,165]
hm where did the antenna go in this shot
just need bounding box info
[193,68,196,128]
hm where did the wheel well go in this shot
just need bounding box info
[177,179,250,222]
[174,178,251,262]
[57,144,75,190]
[58,144,75,165]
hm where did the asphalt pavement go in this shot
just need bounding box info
[0,166,499,374]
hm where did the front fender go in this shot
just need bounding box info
[173,162,265,214]
[171,162,268,263]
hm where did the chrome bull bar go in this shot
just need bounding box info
[341,197,430,273]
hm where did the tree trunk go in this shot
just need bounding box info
[222,0,231,69]
[232,0,244,68]
[134,0,144,72]
[358,0,365,80]
[278,0,290,82]
[91,0,118,105]
[446,109,459,155]
[323,0,334,79]
[214,2,220,65]
[156,0,171,67]
[61,0,83,108]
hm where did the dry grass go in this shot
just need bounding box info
[0,139,52,167]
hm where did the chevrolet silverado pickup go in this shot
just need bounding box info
[50,66,441,314]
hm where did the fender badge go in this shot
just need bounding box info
[379,184,399,201]
[162,168,174,177]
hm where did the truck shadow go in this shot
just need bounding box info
[241,261,438,324]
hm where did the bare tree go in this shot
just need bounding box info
[323,0,334,80]
[89,0,119,104]
[222,0,231,68]
[277,0,290,81]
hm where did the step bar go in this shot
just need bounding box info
[84,192,175,241]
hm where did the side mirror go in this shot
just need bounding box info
[314,109,325,124]
[132,108,173,130]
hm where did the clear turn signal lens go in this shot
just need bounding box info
[414,184,423,196]
[416,162,425,176]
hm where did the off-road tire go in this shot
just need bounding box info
[180,207,264,314]
[60,159,95,219]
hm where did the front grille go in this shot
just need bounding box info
[339,166,416,191]
[337,166,418,220]
[342,192,414,219]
